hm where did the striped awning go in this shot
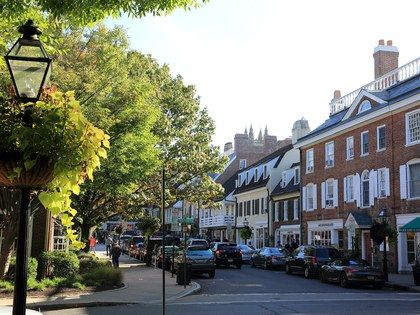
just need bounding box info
[399,217,420,232]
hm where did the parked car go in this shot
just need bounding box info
[210,242,242,269]
[154,245,180,269]
[119,234,133,253]
[173,246,216,278]
[128,236,145,259]
[251,247,288,269]
[320,258,385,289]
[285,245,340,278]
[187,238,209,248]
[237,244,255,263]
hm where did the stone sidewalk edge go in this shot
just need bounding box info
[27,281,201,311]
[384,282,420,293]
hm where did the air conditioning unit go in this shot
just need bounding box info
[326,200,334,207]
[307,166,314,172]
[325,160,333,167]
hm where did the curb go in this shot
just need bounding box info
[384,282,420,293]
[166,281,201,302]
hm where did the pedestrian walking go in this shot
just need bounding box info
[284,243,292,254]
[89,235,97,253]
[105,234,113,256]
[111,243,122,268]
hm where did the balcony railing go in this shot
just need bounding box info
[330,57,420,115]
[200,215,234,228]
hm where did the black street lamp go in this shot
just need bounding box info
[4,20,51,315]
[379,209,389,282]
[5,20,52,103]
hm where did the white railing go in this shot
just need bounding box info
[53,236,69,251]
[330,57,420,115]
[200,215,234,228]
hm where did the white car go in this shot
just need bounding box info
[0,307,43,315]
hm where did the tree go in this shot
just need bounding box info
[137,214,161,266]
[240,227,252,243]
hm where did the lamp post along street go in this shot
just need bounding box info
[161,167,166,315]
[4,20,52,315]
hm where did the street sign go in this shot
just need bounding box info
[178,217,194,225]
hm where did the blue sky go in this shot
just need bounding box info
[111,0,420,150]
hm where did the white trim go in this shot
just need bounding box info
[406,108,420,146]
[325,141,334,168]
[294,93,420,149]
[374,45,398,53]
[306,148,314,173]
[346,136,354,160]
[360,130,369,156]
[343,90,387,120]
[376,124,386,151]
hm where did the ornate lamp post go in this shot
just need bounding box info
[243,217,249,245]
[4,20,52,315]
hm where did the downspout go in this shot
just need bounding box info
[267,188,272,247]
[299,148,304,245]
[234,196,238,244]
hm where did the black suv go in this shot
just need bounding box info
[210,242,242,269]
[285,245,340,278]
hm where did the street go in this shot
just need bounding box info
[43,265,420,315]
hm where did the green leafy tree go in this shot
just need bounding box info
[240,227,252,243]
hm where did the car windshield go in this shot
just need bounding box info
[316,248,340,258]
[267,248,283,254]
[187,249,212,257]
[219,244,237,250]
[345,259,370,267]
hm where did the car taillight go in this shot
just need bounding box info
[311,257,317,264]
[346,268,357,275]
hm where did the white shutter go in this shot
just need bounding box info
[313,184,317,210]
[333,179,338,207]
[354,173,361,207]
[302,186,307,211]
[385,168,390,197]
[321,182,326,209]
[343,177,347,202]
[400,165,407,199]
[372,170,378,198]
[369,170,375,206]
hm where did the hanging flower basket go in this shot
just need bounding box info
[0,151,54,188]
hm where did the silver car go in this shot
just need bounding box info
[237,244,255,263]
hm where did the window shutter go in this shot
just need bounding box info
[354,173,361,207]
[385,168,390,197]
[333,179,338,207]
[280,202,284,221]
[313,184,317,210]
[400,165,407,199]
[321,182,326,209]
[369,170,375,206]
[343,177,347,202]
[302,186,307,211]
[372,170,378,198]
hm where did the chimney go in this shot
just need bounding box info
[224,142,233,153]
[333,90,341,99]
[292,118,310,144]
[373,39,399,79]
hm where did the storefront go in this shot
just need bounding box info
[397,214,420,273]
[307,219,344,248]
[275,224,300,247]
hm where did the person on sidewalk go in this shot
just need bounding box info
[105,234,113,256]
[89,235,97,253]
[111,243,122,268]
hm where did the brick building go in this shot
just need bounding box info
[295,40,420,273]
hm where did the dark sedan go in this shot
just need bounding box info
[251,247,288,270]
[320,258,385,289]
[173,246,215,278]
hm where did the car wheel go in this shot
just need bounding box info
[340,273,349,288]
[208,270,215,278]
[236,263,242,269]
[285,263,292,274]
[373,283,384,289]
[320,271,327,283]
[304,266,311,279]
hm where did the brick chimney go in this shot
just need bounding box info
[373,39,399,79]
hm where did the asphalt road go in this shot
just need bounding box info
[43,264,420,315]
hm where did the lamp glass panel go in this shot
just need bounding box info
[9,39,47,58]
[8,59,49,98]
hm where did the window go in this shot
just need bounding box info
[293,199,299,220]
[325,180,334,207]
[378,168,387,198]
[247,200,251,216]
[361,131,369,156]
[282,171,287,188]
[283,201,288,221]
[255,198,260,215]
[311,230,331,246]
[377,125,386,151]
[408,163,420,198]
[246,172,250,184]
[238,174,242,186]
[306,149,314,173]
[307,184,314,210]
[294,167,300,184]
[325,141,334,167]
[361,171,370,207]
[346,136,354,160]
[358,100,372,114]
[345,175,354,202]
[263,165,268,179]
[239,159,247,170]
[406,109,420,145]
[254,168,258,182]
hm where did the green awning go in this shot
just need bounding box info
[399,217,420,232]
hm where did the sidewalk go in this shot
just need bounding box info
[386,272,420,293]
[0,245,200,310]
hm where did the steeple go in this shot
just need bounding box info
[249,125,254,140]
[264,125,268,137]
[258,129,263,142]
[244,127,248,135]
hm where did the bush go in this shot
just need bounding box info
[28,278,46,291]
[79,256,111,274]
[82,266,122,287]
[6,256,38,281]
[41,251,79,278]
[0,280,14,293]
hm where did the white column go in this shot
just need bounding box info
[331,229,339,245]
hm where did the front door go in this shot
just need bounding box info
[363,231,372,265]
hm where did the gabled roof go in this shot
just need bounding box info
[271,177,299,196]
[234,176,269,195]
[215,171,238,202]
[240,143,293,172]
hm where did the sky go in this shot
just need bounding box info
[112,0,420,150]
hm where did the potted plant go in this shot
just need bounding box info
[0,89,109,248]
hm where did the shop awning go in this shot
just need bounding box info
[399,217,420,232]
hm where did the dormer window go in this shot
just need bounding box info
[358,100,372,114]
[254,168,258,182]
[263,165,268,179]
[239,159,247,170]
[281,171,287,188]
[294,168,300,184]
[238,174,242,186]
[246,172,249,184]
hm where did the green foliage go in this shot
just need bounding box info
[41,251,80,278]
[6,256,38,281]
[137,215,161,237]
[0,280,14,292]
[240,227,252,241]
[82,266,122,287]
[370,221,398,245]
[79,254,112,274]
